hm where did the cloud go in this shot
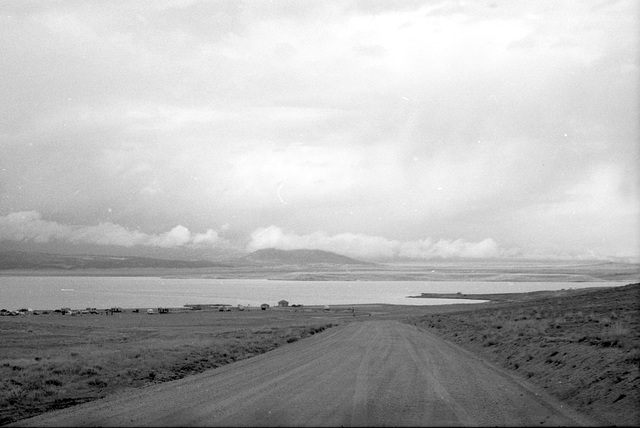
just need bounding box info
[246,225,510,260]
[0,212,225,248]
[397,237,504,260]
[0,1,637,262]
[247,226,640,262]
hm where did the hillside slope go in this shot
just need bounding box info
[408,282,640,426]
[0,251,227,270]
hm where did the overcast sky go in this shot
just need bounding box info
[1,0,638,262]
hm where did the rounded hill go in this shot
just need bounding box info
[243,248,371,265]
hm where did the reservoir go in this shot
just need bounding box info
[0,276,628,311]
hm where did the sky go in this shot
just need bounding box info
[0,0,638,262]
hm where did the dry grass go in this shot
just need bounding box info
[407,282,640,426]
[0,310,335,426]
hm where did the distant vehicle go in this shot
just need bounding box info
[147,309,154,314]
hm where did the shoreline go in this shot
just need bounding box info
[0,258,637,284]
[4,286,613,316]
[0,269,624,281]
[409,286,612,302]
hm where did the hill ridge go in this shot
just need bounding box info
[0,251,227,270]
[243,248,370,265]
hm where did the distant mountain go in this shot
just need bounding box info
[243,248,371,265]
[0,248,373,271]
[0,251,228,270]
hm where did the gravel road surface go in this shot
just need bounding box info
[11,320,596,427]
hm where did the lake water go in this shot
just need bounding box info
[0,276,628,311]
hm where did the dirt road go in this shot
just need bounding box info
[11,320,595,427]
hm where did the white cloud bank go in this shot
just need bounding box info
[247,225,513,260]
[0,211,224,248]
[1,213,634,262]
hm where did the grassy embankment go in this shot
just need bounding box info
[0,310,335,426]
[407,282,640,427]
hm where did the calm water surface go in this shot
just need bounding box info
[0,276,627,310]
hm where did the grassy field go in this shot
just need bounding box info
[407,283,640,426]
[0,307,359,425]
[2,283,639,426]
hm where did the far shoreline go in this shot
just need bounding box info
[0,268,635,283]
